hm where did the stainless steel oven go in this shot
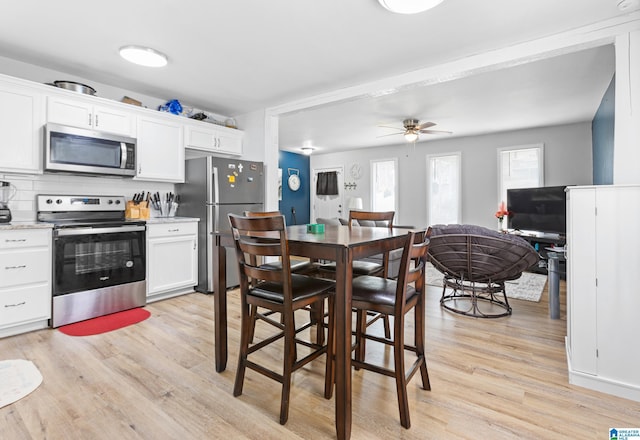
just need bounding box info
[37,195,146,327]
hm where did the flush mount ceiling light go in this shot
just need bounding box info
[617,0,640,11]
[301,147,315,155]
[119,45,168,67]
[378,0,445,14]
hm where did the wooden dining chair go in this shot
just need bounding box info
[317,210,395,339]
[348,228,432,429]
[243,210,321,344]
[317,210,395,277]
[228,213,335,425]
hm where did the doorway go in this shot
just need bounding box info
[312,166,344,221]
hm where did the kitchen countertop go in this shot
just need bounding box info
[145,217,199,224]
[0,218,199,230]
[0,221,54,231]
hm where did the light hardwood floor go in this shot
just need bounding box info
[1,281,639,439]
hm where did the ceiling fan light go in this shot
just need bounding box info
[404,131,418,142]
[378,0,445,14]
[119,45,168,67]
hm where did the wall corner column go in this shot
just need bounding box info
[614,30,640,184]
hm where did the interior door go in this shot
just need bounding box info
[312,166,344,221]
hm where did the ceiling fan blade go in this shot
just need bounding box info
[376,132,404,138]
[420,129,453,134]
[417,121,436,130]
[377,125,405,131]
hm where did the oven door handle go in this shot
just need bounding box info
[55,225,146,236]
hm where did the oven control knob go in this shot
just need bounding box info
[56,199,63,204]
[46,199,53,204]
[115,199,121,205]
[107,199,113,205]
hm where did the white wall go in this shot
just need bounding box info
[1,172,174,222]
[614,30,640,184]
[310,122,592,229]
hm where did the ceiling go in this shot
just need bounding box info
[279,45,616,153]
[0,1,630,153]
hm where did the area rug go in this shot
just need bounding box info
[58,308,151,336]
[0,359,43,408]
[425,263,547,302]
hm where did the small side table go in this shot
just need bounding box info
[545,248,565,319]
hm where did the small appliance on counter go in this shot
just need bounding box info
[0,180,17,223]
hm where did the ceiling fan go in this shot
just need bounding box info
[379,118,452,142]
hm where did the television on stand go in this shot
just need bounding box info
[506,185,568,278]
[506,186,567,237]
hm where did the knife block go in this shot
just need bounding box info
[126,200,150,220]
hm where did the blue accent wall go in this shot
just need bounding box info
[592,75,615,185]
[279,151,310,225]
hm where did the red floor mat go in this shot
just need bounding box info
[58,308,151,336]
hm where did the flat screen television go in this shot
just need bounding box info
[507,186,567,235]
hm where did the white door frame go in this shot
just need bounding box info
[311,166,344,221]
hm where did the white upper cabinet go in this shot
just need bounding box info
[0,80,44,174]
[1,72,245,180]
[135,114,185,183]
[47,95,136,137]
[185,121,243,156]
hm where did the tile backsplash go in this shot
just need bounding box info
[1,172,174,221]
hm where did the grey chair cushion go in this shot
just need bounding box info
[316,217,342,226]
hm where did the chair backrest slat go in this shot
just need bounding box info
[244,210,282,218]
[348,210,394,228]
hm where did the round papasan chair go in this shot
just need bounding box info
[427,224,540,318]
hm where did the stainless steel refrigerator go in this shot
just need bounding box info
[176,156,264,293]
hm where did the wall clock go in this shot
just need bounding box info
[350,163,362,180]
[288,173,301,191]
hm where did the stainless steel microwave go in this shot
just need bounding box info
[45,123,137,177]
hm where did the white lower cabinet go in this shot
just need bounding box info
[0,228,52,338]
[146,221,198,302]
[566,185,640,402]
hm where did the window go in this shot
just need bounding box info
[370,158,397,213]
[426,153,461,225]
[498,144,544,204]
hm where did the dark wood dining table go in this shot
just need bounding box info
[212,224,413,440]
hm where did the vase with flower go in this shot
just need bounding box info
[495,201,511,231]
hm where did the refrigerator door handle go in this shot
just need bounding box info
[213,204,220,232]
[206,203,214,292]
[211,165,219,205]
